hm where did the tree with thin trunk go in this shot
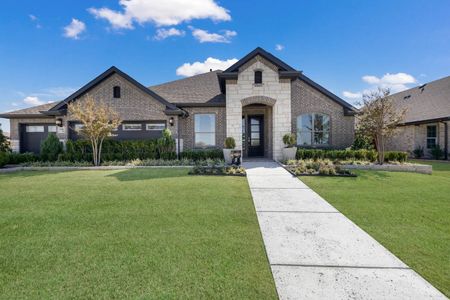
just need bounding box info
[357,88,406,164]
[68,95,121,166]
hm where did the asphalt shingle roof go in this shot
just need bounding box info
[149,70,224,105]
[389,76,450,124]
[0,102,60,117]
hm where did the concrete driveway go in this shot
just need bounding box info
[244,160,446,300]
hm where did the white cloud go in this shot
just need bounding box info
[63,18,86,39]
[190,27,236,43]
[11,102,19,107]
[342,91,362,99]
[275,44,284,51]
[153,27,185,40]
[29,14,42,29]
[362,72,416,93]
[176,57,238,77]
[29,14,37,21]
[343,72,417,102]
[89,0,230,29]
[23,96,44,106]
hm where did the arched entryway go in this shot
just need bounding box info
[241,96,276,158]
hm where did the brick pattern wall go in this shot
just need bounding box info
[178,107,226,150]
[387,121,449,159]
[291,79,355,149]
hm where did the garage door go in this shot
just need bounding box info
[20,124,57,154]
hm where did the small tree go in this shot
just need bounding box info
[68,95,121,166]
[283,133,296,148]
[40,133,63,161]
[0,129,10,152]
[157,128,176,160]
[357,88,406,164]
[224,137,236,149]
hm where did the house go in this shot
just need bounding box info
[386,76,450,160]
[0,47,356,160]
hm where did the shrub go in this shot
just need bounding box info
[430,145,444,160]
[40,133,63,162]
[180,149,224,160]
[157,129,176,160]
[224,137,236,149]
[384,151,408,163]
[7,152,37,164]
[296,148,378,162]
[282,133,296,148]
[0,151,8,167]
[0,129,10,152]
[413,146,424,158]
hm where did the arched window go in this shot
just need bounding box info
[297,113,330,146]
[254,70,262,84]
[113,86,121,98]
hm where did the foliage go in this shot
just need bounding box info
[68,94,122,166]
[430,145,444,160]
[282,133,296,148]
[384,151,408,163]
[295,148,407,163]
[62,139,159,162]
[0,129,10,152]
[157,128,176,160]
[6,152,38,164]
[190,164,246,176]
[180,149,224,160]
[40,133,63,162]
[351,127,374,150]
[223,137,236,149]
[413,146,424,159]
[0,152,8,167]
[285,159,353,176]
[356,88,406,164]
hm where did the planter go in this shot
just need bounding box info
[282,147,297,161]
[223,148,233,164]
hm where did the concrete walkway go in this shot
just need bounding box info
[243,160,446,300]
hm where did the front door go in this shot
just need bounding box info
[247,115,264,157]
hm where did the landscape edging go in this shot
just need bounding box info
[341,163,432,174]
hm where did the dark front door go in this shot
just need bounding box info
[247,115,264,157]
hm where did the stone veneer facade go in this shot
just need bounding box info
[226,55,292,160]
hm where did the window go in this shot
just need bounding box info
[426,125,437,149]
[146,123,166,131]
[113,86,121,98]
[254,70,262,84]
[48,126,57,133]
[297,113,330,146]
[74,124,84,132]
[26,125,44,133]
[123,124,142,131]
[195,114,216,147]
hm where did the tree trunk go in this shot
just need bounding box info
[98,137,105,166]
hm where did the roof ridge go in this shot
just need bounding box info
[149,70,222,89]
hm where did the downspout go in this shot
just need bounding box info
[177,116,181,159]
[444,121,448,160]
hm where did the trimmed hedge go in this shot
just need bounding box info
[296,149,407,163]
[180,149,224,161]
[60,139,175,162]
[6,152,38,164]
[0,152,8,167]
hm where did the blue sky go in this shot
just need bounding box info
[1,0,450,132]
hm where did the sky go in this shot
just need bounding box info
[1,0,450,132]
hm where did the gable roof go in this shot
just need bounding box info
[149,70,225,106]
[390,76,450,124]
[224,47,298,73]
[49,66,180,113]
[0,102,60,118]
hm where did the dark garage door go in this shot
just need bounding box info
[20,124,56,154]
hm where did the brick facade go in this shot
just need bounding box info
[291,79,355,149]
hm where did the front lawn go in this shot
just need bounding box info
[0,169,277,299]
[301,160,450,297]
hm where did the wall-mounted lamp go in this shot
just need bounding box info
[169,117,174,126]
[55,118,63,127]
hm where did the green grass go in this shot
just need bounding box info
[0,169,277,299]
[301,160,450,297]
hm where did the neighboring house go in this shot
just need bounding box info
[0,47,355,160]
[386,76,450,160]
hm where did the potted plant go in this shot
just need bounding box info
[282,133,297,161]
[223,137,236,164]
